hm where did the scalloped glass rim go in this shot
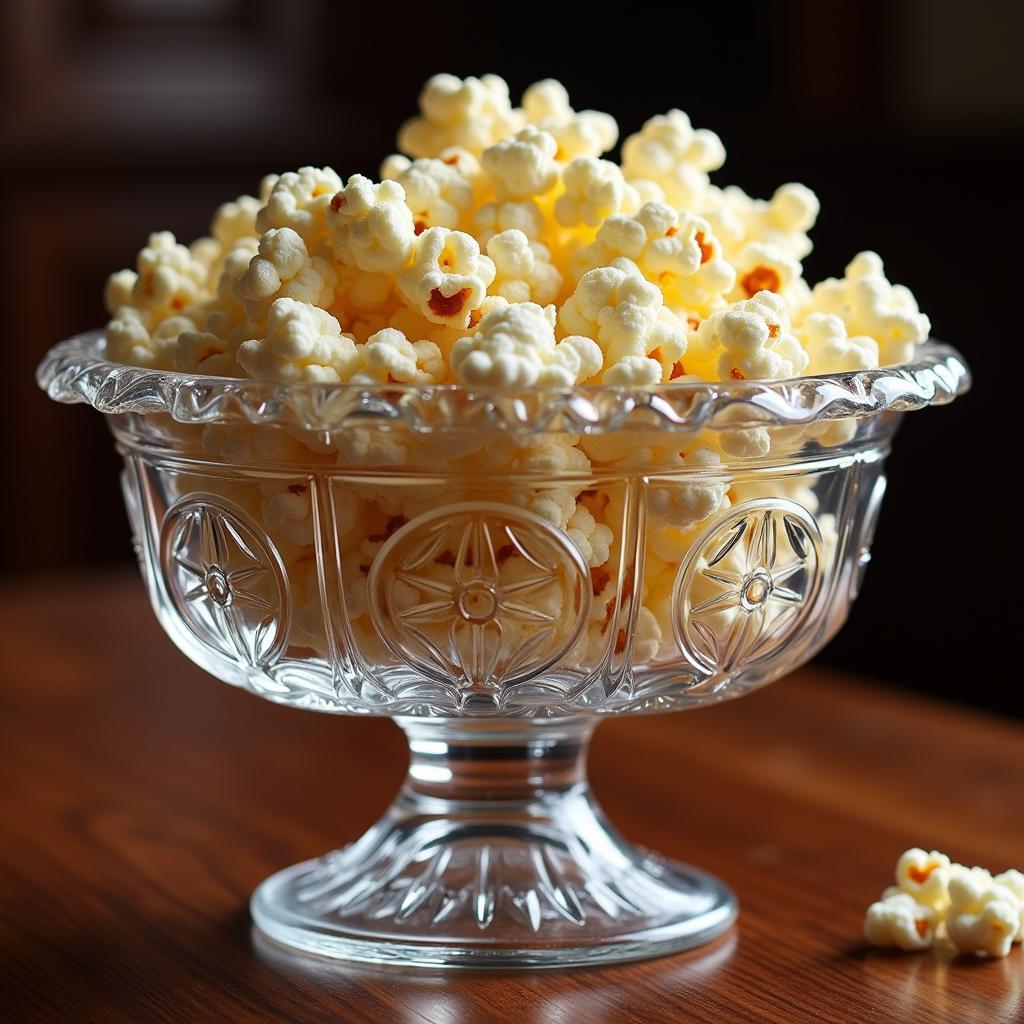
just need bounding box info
[37,330,970,434]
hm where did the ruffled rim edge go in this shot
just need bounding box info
[37,331,971,434]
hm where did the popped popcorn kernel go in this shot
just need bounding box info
[328,174,416,275]
[398,227,495,328]
[256,166,342,246]
[946,869,1021,958]
[555,158,639,229]
[399,74,523,159]
[521,79,618,160]
[233,227,336,322]
[450,301,596,387]
[622,109,725,211]
[350,327,445,385]
[482,125,560,199]
[799,312,879,375]
[864,893,937,951]
[486,229,562,305]
[237,297,359,383]
[382,156,474,232]
[809,251,931,366]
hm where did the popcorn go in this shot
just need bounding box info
[255,166,342,246]
[704,183,819,261]
[946,870,1021,958]
[108,231,210,323]
[521,79,618,160]
[350,327,445,384]
[647,448,728,527]
[698,291,809,381]
[398,74,522,159]
[808,252,930,366]
[481,126,559,199]
[382,157,474,232]
[473,199,545,244]
[566,503,613,567]
[486,230,562,305]
[211,195,261,249]
[622,109,725,211]
[99,74,939,674]
[397,227,495,328]
[327,174,417,275]
[106,308,194,369]
[894,848,953,911]
[233,227,336,321]
[559,263,687,372]
[864,893,937,951]
[994,870,1024,940]
[732,242,801,302]
[237,298,359,382]
[449,301,600,387]
[555,158,640,229]
[799,313,879,375]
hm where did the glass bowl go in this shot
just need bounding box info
[38,330,969,968]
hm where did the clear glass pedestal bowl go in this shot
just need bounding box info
[38,331,969,968]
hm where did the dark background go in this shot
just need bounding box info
[2,0,1018,713]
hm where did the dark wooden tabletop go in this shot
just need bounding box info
[1,571,1021,1024]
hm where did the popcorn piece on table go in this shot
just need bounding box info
[450,301,601,387]
[864,892,938,951]
[481,126,560,199]
[397,226,496,328]
[521,78,618,161]
[233,227,336,322]
[946,869,1021,958]
[893,848,954,911]
[486,230,562,305]
[237,298,359,383]
[380,156,474,233]
[328,174,417,275]
[559,262,687,376]
[621,109,725,212]
[808,252,930,366]
[698,290,809,381]
[555,158,640,230]
[398,74,523,159]
[994,870,1024,940]
[256,166,342,247]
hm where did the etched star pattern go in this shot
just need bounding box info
[685,506,817,674]
[375,511,586,690]
[169,504,279,667]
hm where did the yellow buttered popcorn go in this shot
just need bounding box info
[256,166,342,246]
[327,174,416,275]
[481,125,560,200]
[520,79,618,161]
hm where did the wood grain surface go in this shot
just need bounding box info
[1,571,1021,1024]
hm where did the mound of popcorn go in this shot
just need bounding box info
[100,75,931,667]
[864,849,1023,958]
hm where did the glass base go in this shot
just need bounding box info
[251,718,737,968]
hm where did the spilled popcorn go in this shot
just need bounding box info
[103,73,931,384]
[865,849,1023,958]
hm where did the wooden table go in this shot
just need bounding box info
[1,572,1021,1024]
